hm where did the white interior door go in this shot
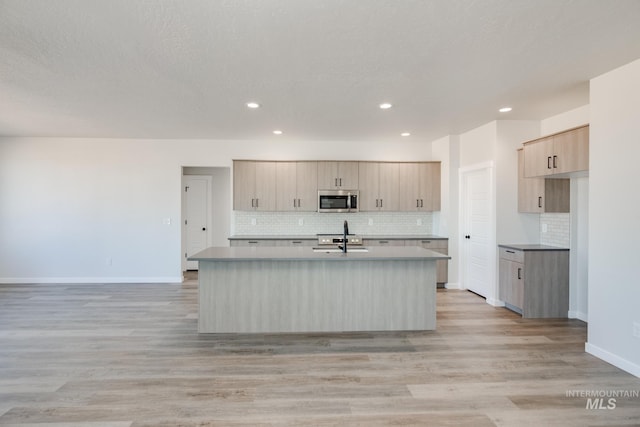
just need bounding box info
[185,176,211,270]
[460,164,494,299]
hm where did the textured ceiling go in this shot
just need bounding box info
[1,0,640,141]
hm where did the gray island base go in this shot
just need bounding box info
[189,246,449,334]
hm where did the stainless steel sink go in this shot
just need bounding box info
[312,247,369,253]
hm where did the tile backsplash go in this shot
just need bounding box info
[540,213,570,247]
[233,211,434,236]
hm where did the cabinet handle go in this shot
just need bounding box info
[506,250,515,254]
[298,198,301,207]
[553,155,558,168]
[417,199,420,208]
[291,241,302,244]
[538,196,542,208]
[547,156,552,169]
[339,178,342,186]
[251,198,256,208]
[255,199,259,208]
[420,199,424,208]
[248,241,259,244]
[335,178,338,187]
[421,240,431,244]
[375,199,379,207]
[380,199,383,207]
[517,267,522,280]
[293,199,297,208]
[379,240,389,244]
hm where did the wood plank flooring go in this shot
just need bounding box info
[1,278,639,426]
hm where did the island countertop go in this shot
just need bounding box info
[227,234,448,241]
[189,245,450,261]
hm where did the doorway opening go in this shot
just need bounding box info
[181,167,231,275]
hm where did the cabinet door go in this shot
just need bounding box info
[518,150,544,213]
[295,162,318,212]
[317,161,359,189]
[419,162,441,211]
[358,162,380,211]
[499,258,524,309]
[553,125,589,174]
[233,161,256,211]
[276,162,297,211]
[523,137,554,177]
[254,162,276,211]
[337,161,359,189]
[317,161,339,189]
[378,163,400,211]
[544,179,570,213]
[398,163,420,211]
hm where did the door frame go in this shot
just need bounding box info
[181,174,213,272]
[458,161,499,305]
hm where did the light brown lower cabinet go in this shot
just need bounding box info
[498,246,569,318]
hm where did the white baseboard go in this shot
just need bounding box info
[444,282,461,290]
[0,277,184,284]
[568,310,588,322]
[585,342,640,378]
[486,297,505,307]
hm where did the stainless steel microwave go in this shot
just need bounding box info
[318,190,359,213]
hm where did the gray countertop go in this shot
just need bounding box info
[228,234,448,240]
[190,246,451,261]
[499,244,569,251]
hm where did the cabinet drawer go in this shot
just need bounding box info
[363,239,405,246]
[499,247,524,263]
[416,239,448,251]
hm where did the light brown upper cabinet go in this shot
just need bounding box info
[275,162,318,212]
[233,160,277,211]
[358,162,400,211]
[517,150,569,213]
[317,161,359,189]
[523,125,589,178]
[398,162,441,211]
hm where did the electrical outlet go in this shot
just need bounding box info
[542,223,548,233]
[298,218,304,226]
[251,218,256,226]
[368,218,373,226]
[633,322,640,339]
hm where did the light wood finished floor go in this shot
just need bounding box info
[1,278,639,426]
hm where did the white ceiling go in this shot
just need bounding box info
[1,0,640,142]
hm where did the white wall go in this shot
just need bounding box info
[587,58,640,377]
[432,135,460,287]
[495,120,541,244]
[0,137,433,283]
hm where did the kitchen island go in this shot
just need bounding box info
[189,246,449,333]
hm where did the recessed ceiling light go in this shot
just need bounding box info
[401,132,411,137]
[499,107,512,113]
[246,102,260,109]
[273,130,283,135]
[379,103,392,110]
